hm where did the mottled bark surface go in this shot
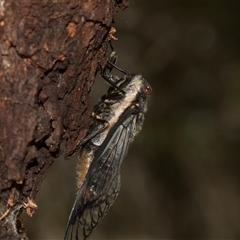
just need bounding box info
[0,0,128,239]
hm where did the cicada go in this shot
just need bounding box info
[64,44,152,240]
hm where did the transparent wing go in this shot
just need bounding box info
[64,115,137,240]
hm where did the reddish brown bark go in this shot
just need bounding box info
[0,0,128,239]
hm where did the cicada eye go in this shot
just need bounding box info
[142,84,152,95]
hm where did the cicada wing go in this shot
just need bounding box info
[64,148,121,240]
[80,173,121,239]
[64,115,136,240]
[80,124,131,239]
[64,207,77,240]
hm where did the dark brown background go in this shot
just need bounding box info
[24,1,240,239]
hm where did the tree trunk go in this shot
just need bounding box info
[0,0,128,239]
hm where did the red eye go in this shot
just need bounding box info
[142,84,152,95]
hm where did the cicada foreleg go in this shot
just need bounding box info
[100,42,127,94]
[106,42,127,75]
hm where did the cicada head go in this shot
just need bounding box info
[120,74,152,114]
[138,75,152,113]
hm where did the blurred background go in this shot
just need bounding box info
[23,1,240,239]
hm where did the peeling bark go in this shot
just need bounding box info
[0,0,128,239]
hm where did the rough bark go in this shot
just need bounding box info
[0,0,128,239]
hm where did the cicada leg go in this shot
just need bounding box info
[100,42,127,94]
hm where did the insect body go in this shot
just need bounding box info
[64,47,152,240]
